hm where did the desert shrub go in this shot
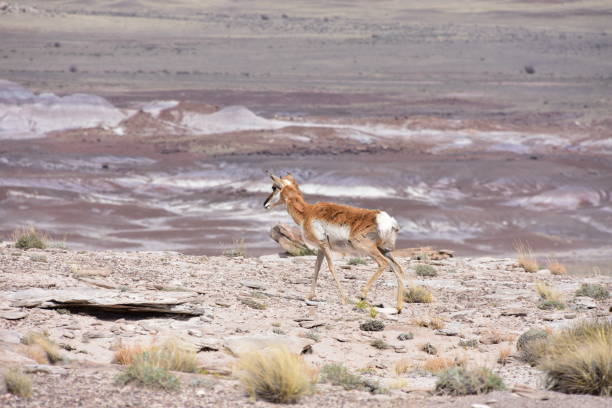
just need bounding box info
[498,347,512,365]
[354,299,369,311]
[370,339,390,350]
[240,297,268,310]
[539,299,566,310]
[348,258,366,266]
[13,226,47,250]
[516,328,549,366]
[458,339,478,349]
[304,331,320,342]
[415,264,438,277]
[414,317,445,330]
[575,283,609,300]
[514,240,538,272]
[404,285,433,303]
[113,339,198,373]
[397,333,414,341]
[421,343,438,355]
[3,367,32,398]
[540,319,611,396]
[289,247,316,256]
[223,239,246,257]
[234,346,315,403]
[422,356,466,374]
[29,254,47,263]
[22,332,63,364]
[434,367,505,395]
[320,363,364,391]
[360,319,384,332]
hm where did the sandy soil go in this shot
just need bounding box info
[0,244,611,406]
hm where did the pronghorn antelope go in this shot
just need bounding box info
[263,173,406,312]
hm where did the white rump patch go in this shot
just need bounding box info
[376,212,399,250]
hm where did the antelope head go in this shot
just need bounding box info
[263,172,296,210]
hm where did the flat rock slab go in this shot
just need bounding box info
[501,308,528,317]
[298,320,326,329]
[0,309,27,320]
[223,334,314,356]
[3,288,205,315]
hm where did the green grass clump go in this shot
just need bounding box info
[116,353,181,390]
[288,247,317,256]
[404,285,433,303]
[234,346,315,403]
[538,299,566,310]
[13,226,47,250]
[320,363,365,391]
[3,367,33,398]
[540,319,611,396]
[113,339,199,375]
[458,339,479,349]
[370,339,390,350]
[575,284,609,300]
[348,258,367,266]
[434,367,505,396]
[414,264,438,277]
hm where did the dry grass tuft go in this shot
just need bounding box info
[21,332,63,364]
[112,342,147,366]
[535,283,565,310]
[404,285,433,303]
[414,317,445,330]
[514,240,538,272]
[434,367,505,396]
[393,358,412,376]
[498,347,512,365]
[234,346,316,403]
[517,328,550,366]
[547,257,567,275]
[12,226,47,250]
[123,339,197,372]
[3,367,33,398]
[422,356,466,374]
[540,319,612,396]
[370,339,390,350]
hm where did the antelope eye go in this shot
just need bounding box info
[272,186,278,191]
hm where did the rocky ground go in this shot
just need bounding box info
[0,243,610,407]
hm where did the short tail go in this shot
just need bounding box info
[376,211,399,252]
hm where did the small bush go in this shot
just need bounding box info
[575,283,609,300]
[304,331,320,342]
[22,332,63,364]
[414,317,445,330]
[235,346,315,403]
[404,285,433,303]
[348,258,366,266]
[514,240,538,272]
[415,264,438,277]
[13,226,47,250]
[3,367,32,398]
[354,299,369,311]
[320,363,364,391]
[535,283,565,309]
[458,339,478,349]
[116,354,180,390]
[360,319,384,332]
[422,356,466,374]
[397,333,414,341]
[421,343,438,355]
[368,306,378,319]
[517,328,549,366]
[370,339,390,350]
[434,367,505,395]
[29,254,47,263]
[540,319,612,396]
[240,297,268,310]
[223,239,246,257]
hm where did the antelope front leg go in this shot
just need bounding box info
[321,245,347,304]
[308,250,325,300]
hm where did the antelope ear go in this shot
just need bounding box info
[270,174,283,186]
[284,173,296,184]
